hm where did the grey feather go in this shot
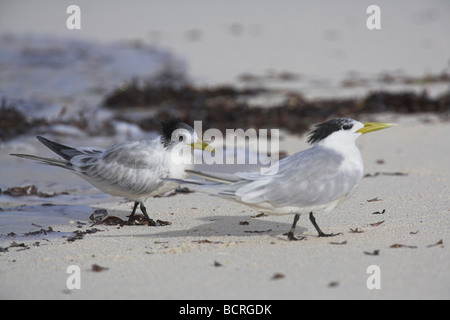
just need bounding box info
[9,153,73,170]
[180,144,364,215]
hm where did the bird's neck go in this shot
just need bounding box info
[317,137,362,164]
[317,131,359,153]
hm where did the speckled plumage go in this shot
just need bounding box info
[11,119,201,225]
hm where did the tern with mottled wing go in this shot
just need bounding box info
[169,118,395,240]
[11,118,214,226]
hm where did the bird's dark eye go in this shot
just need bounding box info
[342,124,353,130]
[178,135,184,142]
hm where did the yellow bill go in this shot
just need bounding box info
[356,122,396,134]
[191,139,215,153]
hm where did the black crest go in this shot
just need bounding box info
[160,117,194,147]
[307,118,354,144]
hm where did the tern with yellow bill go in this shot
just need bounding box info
[11,117,214,226]
[171,118,395,240]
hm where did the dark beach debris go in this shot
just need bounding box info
[89,209,172,227]
[390,243,418,249]
[192,239,223,244]
[349,228,364,234]
[364,250,380,256]
[238,70,301,83]
[3,227,55,239]
[24,226,54,237]
[2,79,450,142]
[0,241,29,252]
[251,213,267,218]
[410,230,419,235]
[373,70,450,86]
[0,241,33,253]
[327,281,339,288]
[66,231,83,242]
[214,261,223,267]
[372,209,386,215]
[239,221,249,225]
[367,197,382,202]
[91,264,108,272]
[272,273,285,280]
[66,228,102,242]
[10,241,27,248]
[102,77,450,136]
[427,239,444,248]
[244,229,272,234]
[364,172,408,178]
[0,101,47,141]
[91,216,128,227]
[330,240,347,245]
[370,220,385,227]
[155,219,172,226]
[0,185,69,198]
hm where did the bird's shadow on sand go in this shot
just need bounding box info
[127,214,309,240]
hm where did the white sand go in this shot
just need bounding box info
[0,114,449,300]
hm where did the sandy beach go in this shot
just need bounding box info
[0,0,449,301]
[1,114,449,300]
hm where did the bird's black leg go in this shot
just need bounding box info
[139,202,157,226]
[309,212,342,237]
[284,214,305,241]
[127,201,140,224]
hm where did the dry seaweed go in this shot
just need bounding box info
[91,264,108,272]
[89,211,171,227]
[126,214,172,226]
[364,250,380,256]
[102,79,450,138]
[272,273,285,280]
[192,239,223,244]
[244,229,272,234]
[0,241,29,252]
[390,244,417,249]
[66,228,102,242]
[364,172,408,178]
[370,221,385,227]
[349,228,364,234]
[427,239,443,248]
[24,227,54,237]
[372,209,386,215]
[330,240,347,245]
[251,213,267,218]
[367,197,382,202]
[1,185,69,198]
[0,102,47,141]
[92,216,128,226]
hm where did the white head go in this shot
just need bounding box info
[307,118,395,150]
[160,117,213,151]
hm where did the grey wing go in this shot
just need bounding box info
[70,140,168,195]
[234,147,360,208]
